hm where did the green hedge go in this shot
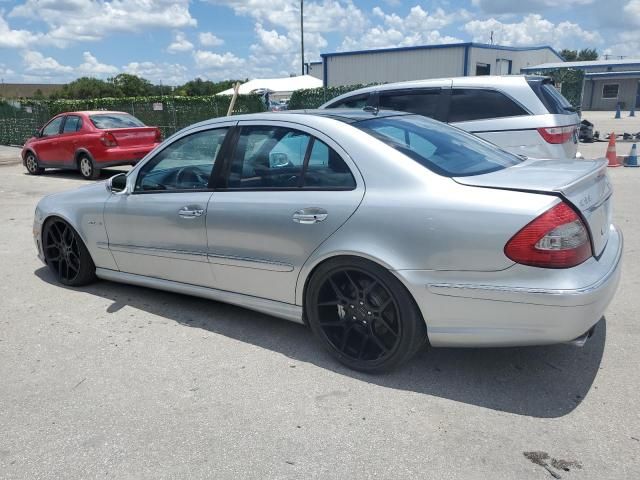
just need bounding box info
[0,94,265,146]
[288,84,375,110]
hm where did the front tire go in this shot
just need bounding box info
[42,218,96,286]
[78,155,100,180]
[305,257,427,373]
[24,152,44,175]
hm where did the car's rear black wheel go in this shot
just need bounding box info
[305,257,427,373]
[78,155,100,180]
[42,218,96,286]
[25,152,44,175]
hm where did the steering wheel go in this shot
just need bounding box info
[175,165,209,188]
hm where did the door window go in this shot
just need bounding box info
[326,94,369,109]
[303,139,356,188]
[379,90,442,120]
[42,117,64,137]
[448,88,528,122]
[62,115,82,133]
[135,128,228,192]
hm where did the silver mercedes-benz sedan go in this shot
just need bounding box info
[33,110,622,372]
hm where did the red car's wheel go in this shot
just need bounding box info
[25,152,44,175]
[78,155,100,180]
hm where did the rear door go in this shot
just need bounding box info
[205,120,365,304]
[58,114,83,165]
[36,116,65,163]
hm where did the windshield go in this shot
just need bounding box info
[354,115,522,177]
[90,113,146,129]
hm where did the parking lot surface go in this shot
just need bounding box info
[0,163,638,479]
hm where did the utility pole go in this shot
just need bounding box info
[300,0,305,76]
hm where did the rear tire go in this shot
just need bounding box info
[78,155,100,180]
[305,257,427,373]
[25,152,44,175]
[42,218,96,286]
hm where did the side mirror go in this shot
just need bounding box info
[106,173,128,194]
[269,152,290,168]
[34,128,42,138]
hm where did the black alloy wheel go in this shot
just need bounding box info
[42,218,96,286]
[306,258,426,372]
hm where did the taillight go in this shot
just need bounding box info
[537,126,576,144]
[155,129,162,143]
[100,132,118,147]
[505,202,592,268]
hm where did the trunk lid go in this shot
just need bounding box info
[454,158,612,256]
[107,127,158,147]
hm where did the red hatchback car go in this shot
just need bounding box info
[22,111,161,179]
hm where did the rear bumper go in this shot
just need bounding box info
[396,224,623,347]
[95,144,159,165]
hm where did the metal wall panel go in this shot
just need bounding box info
[468,48,559,76]
[583,78,640,110]
[325,47,466,87]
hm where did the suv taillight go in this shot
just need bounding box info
[100,132,118,147]
[505,202,592,268]
[537,126,576,144]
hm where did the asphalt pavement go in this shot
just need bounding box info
[0,163,638,479]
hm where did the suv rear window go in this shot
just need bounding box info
[354,115,521,177]
[527,78,576,114]
[90,113,145,129]
[448,89,528,122]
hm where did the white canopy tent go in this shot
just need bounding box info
[216,75,322,100]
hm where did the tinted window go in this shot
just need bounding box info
[354,115,521,177]
[228,126,310,189]
[327,94,368,109]
[448,89,528,122]
[90,114,145,129]
[62,115,82,133]
[135,128,227,192]
[379,90,441,119]
[42,117,63,137]
[303,140,355,188]
[527,78,576,114]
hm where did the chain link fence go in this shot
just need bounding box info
[0,94,266,146]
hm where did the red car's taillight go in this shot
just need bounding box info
[100,132,118,147]
[537,126,575,144]
[155,129,162,143]
[504,202,592,268]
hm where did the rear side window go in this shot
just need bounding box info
[448,89,528,122]
[379,89,442,120]
[527,79,576,114]
[62,115,82,133]
[354,115,522,177]
[90,114,145,129]
[327,94,368,109]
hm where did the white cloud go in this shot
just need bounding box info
[167,31,194,54]
[78,51,118,76]
[22,50,73,75]
[340,5,464,51]
[199,32,224,47]
[11,0,196,46]
[123,61,189,84]
[625,0,640,24]
[0,13,41,48]
[193,50,246,70]
[464,14,602,48]
[470,0,594,14]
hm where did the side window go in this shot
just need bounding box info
[448,89,528,122]
[327,94,368,109]
[304,140,356,188]
[135,128,227,192]
[42,117,64,137]
[228,126,310,189]
[62,116,82,133]
[379,90,441,119]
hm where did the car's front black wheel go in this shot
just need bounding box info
[305,257,427,373]
[42,218,96,286]
[25,152,44,175]
[78,155,100,180]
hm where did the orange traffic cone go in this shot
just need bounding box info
[606,132,622,167]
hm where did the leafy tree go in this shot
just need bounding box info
[559,49,578,61]
[110,73,153,97]
[54,77,120,99]
[175,78,244,96]
[559,48,598,62]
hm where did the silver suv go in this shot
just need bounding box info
[320,75,580,160]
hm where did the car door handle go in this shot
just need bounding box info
[178,206,204,218]
[292,208,328,224]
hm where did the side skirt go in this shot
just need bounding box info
[95,268,304,324]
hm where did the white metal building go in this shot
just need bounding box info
[320,43,562,87]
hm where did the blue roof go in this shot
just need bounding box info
[321,42,562,61]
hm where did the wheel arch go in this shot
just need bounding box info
[22,148,37,165]
[74,148,95,167]
[40,213,95,265]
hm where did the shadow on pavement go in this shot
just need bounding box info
[35,266,605,419]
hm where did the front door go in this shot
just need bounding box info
[104,125,231,287]
[36,115,65,163]
[205,121,364,304]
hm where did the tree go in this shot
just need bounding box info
[110,73,153,97]
[175,78,243,96]
[577,48,598,61]
[559,48,598,62]
[560,49,578,61]
[55,77,120,99]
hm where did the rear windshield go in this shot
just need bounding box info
[528,79,576,114]
[90,113,145,129]
[354,115,522,177]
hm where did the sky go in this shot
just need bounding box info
[0,0,638,85]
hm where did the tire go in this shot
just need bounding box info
[42,218,96,286]
[78,155,100,180]
[305,257,427,373]
[24,152,44,175]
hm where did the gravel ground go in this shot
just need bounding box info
[0,163,638,479]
